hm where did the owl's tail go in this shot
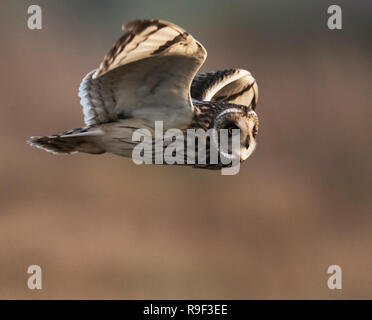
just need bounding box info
[27,127,105,155]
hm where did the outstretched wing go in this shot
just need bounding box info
[79,19,207,129]
[191,68,258,109]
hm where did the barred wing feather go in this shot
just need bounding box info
[79,19,207,128]
[191,68,258,110]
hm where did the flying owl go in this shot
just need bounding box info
[28,19,259,169]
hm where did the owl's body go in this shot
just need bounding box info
[28,20,259,169]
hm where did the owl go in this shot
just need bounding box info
[28,19,259,169]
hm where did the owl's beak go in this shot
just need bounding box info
[243,136,250,149]
[240,137,256,161]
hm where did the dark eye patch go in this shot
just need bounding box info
[223,122,240,136]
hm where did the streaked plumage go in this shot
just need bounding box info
[28,19,259,169]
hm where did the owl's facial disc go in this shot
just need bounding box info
[239,111,258,161]
[214,109,258,161]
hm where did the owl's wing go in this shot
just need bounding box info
[79,19,207,129]
[191,69,258,110]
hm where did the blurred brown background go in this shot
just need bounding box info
[0,0,371,299]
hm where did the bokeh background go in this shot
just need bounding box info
[0,0,371,299]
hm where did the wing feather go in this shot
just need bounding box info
[79,20,207,128]
[191,68,258,109]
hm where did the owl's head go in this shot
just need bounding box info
[212,107,259,161]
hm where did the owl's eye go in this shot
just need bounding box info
[224,122,240,136]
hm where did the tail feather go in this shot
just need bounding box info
[27,127,105,155]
